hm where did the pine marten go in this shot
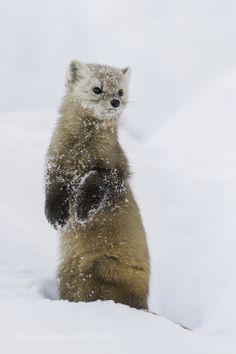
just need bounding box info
[45,60,150,309]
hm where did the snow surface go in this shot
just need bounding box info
[1,69,236,354]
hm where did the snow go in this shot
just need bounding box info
[0,300,228,354]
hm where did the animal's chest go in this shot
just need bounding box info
[64,143,118,178]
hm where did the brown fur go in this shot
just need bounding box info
[45,63,150,309]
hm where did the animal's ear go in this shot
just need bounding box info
[121,66,131,84]
[66,60,90,84]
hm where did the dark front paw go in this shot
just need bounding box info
[45,194,70,229]
[76,171,107,221]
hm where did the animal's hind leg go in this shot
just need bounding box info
[94,257,148,310]
[99,282,148,309]
[58,265,101,303]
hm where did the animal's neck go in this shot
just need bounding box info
[58,107,119,148]
[78,116,118,144]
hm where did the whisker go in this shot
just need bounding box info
[123,100,134,104]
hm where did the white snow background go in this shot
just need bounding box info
[0,0,236,353]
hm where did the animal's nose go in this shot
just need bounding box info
[110,99,120,108]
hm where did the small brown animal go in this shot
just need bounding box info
[45,60,150,309]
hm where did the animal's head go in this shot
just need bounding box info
[66,60,131,120]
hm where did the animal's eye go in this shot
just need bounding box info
[93,87,102,94]
[118,89,124,96]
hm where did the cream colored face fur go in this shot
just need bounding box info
[66,60,131,120]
